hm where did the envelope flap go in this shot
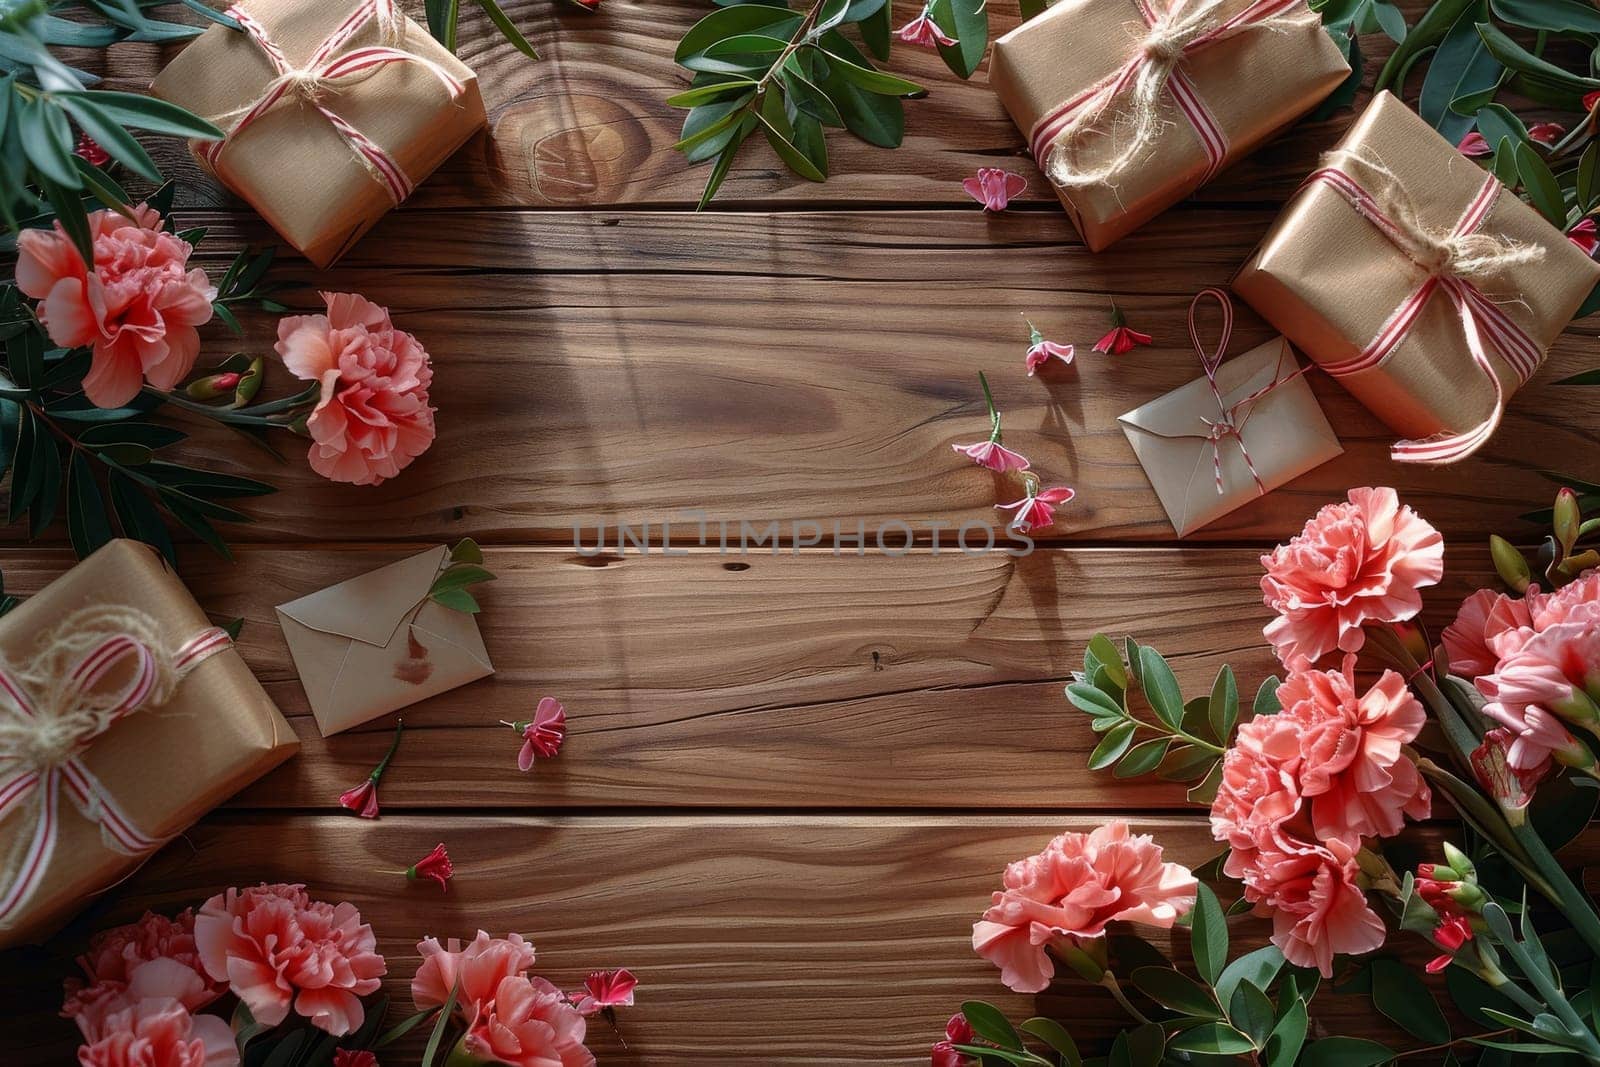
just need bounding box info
[1117,340,1287,439]
[275,545,446,647]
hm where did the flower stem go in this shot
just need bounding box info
[1508,818,1600,959]
[1099,973,1151,1025]
[371,719,404,783]
[977,370,1001,442]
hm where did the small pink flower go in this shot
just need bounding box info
[1569,217,1597,257]
[412,931,537,1016]
[1091,305,1152,355]
[507,697,567,772]
[570,968,637,1015]
[75,132,110,167]
[1457,131,1491,157]
[333,1052,378,1067]
[971,821,1196,993]
[1528,122,1565,145]
[896,9,956,47]
[194,884,386,1037]
[962,168,1027,212]
[996,485,1075,534]
[277,292,436,486]
[932,1013,977,1067]
[953,439,1030,472]
[1260,487,1444,668]
[407,843,454,892]
[1023,319,1074,376]
[1426,912,1475,973]
[337,720,403,819]
[16,203,215,408]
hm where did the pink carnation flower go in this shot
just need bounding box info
[896,10,956,47]
[1237,835,1385,977]
[1443,587,1532,678]
[952,439,1030,473]
[276,292,436,486]
[412,932,593,1067]
[962,168,1027,212]
[194,884,386,1037]
[1209,715,1303,862]
[1277,663,1430,839]
[1260,487,1444,668]
[996,485,1075,534]
[15,204,215,408]
[63,910,223,1020]
[72,959,238,1067]
[971,821,1196,993]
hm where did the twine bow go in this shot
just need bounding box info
[1033,0,1308,189]
[1305,151,1545,464]
[200,0,464,204]
[0,608,231,927]
[1141,288,1308,495]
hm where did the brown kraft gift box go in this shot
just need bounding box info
[0,540,297,948]
[1234,91,1600,458]
[151,0,486,268]
[988,0,1348,250]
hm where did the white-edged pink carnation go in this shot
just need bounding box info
[194,883,385,1037]
[971,821,1196,993]
[1260,488,1443,668]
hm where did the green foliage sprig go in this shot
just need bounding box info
[427,537,495,612]
[671,0,965,207]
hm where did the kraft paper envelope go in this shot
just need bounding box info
[276,545,493,736]
[1119,338,1343,536]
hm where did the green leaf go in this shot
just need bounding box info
[1018,1018,1080,1066]
[1420,1,1498,142]
[430,563,495,594]
[1130,966,1220,1018]
[58,97,160,182]
[1369,956,1449,1043]
[66,452,112,557]
[421,977,461,1067]
[1578,141,1600,212]
[450,537,484,564]
[757,102,826,181]
[1252,676,1281,717]
[676,5,802,62]
[859,0,891,58]
[1066,681,1123,718]
[668,79,760,107]
[706,32,791,56]
[781,63,843,126]
[108,470,174,563]
[1207,664,1238,743]
[675,101,751,155]
[1138,646,1184,730]
[1166,1022,1255,1055]
[697,121,753,208]
[77,422,187,450]
[1190,883,1227,986]
[819,51,922,96]
[467,0,538,59]
[1228,980,1275,1045]
[8,410,40,524]
[1088,721,1136,770]
[1186,758,1223,804]
[20,96,81,190]
[1476,22,1600,109]
[1216,945,1285,1008]
[376,1007,439,1048]
[140,462,275,498]
[1516,140,1567,226]
[823,67,904,146]
[425,0,461,49]
[1490,0,1600,32]
[960,1001,1022,1050]
[930,0,987,79]
[1264,997,1309,1066]
[29,432,62,538]
[70,91,223,141]
[1114,737,1170,778]
[430,587,481,613]
[1087,633,1126,689]
[1299,1037,1396,1067]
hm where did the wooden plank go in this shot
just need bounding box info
[10,209,1592,547]
[0,545,1502,810]
[0,813,1458,1064]
[112,1,1426,211]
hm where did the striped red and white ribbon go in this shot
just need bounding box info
[1304,167,1542,464]
[1027,0,1305,183]
[0,625,232,926]
[201,0,464,204]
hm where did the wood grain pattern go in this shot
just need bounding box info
[0,544,1500,810]
[0,814,1470,1064]
[8,209,1594,549]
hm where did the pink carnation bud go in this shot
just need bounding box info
[406,843,453,891]
[962,168,1027,212]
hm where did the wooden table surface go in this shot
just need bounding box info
[5,1,1599,1062]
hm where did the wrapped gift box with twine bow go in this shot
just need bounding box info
[0,541,297,948]
[152,0,485,268]
[1234,91,1600,464]
[988,0,1348,251]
